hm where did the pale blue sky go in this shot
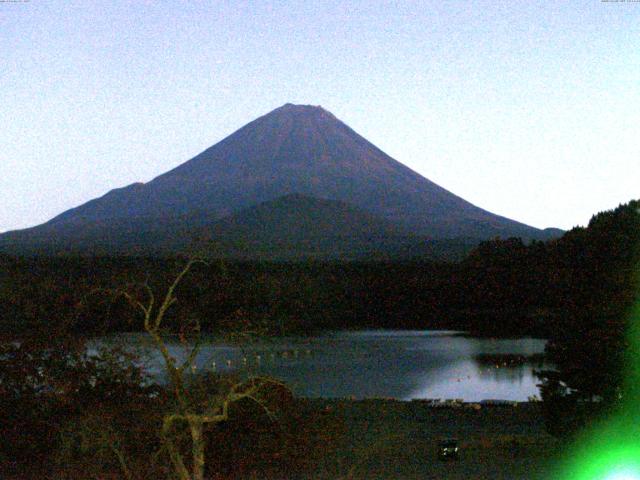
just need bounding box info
[1,0,638,233]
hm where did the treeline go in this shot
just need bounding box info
[0,255,455,337]
[0,200,637,341]
[535,200,640,435]
[0,255,553,338]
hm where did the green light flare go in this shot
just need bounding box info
[553,255,640,480]
[604,469,640,480]
[556,416,640,479]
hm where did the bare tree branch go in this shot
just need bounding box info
[95,257,290,480]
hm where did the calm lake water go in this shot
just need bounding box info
[96,330,549,402]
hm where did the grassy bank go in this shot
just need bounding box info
[294,399,560,480]
[1,398,562,480]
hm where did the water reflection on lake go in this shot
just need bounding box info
[95,330,550,402]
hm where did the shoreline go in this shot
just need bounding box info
[295,398,560,480]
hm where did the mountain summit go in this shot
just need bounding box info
[0,104,559,257]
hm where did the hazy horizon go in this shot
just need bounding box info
[1,1,638,233]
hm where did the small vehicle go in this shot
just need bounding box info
[438,438,459,461]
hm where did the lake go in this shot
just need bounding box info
[96,330,549,402]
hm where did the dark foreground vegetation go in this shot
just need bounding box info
[0,200,637,477]
[0,337,334,479]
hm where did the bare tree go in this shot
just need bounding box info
[113,259,285,480]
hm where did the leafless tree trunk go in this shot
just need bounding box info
[114,259,284,480]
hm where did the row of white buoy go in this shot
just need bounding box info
[204,349,314,371]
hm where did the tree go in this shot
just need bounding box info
[0,334,158,478]
[113,258,286,480]
[536,200,640,436]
